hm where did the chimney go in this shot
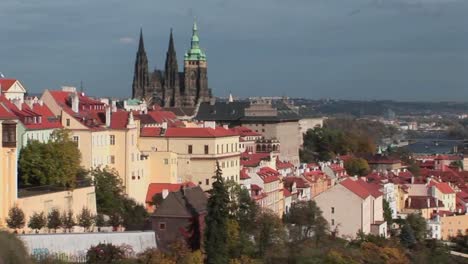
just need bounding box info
[408,197,412,208]
[411,176,414,184]
[162,121,168,130]
[162,189,169,199]
[12,98,22,110]
[71,92,79,113]
[24,98,34,109]
[427,197,431,208]
[105,105,111,127]
[210,97,216,106]
[126,112,136,129]
[38,99,44,106]
[111,100,117,112]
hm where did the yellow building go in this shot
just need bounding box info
[140,126,240,190]
[41,88,150,204]
[429,180,456,212]
[0,108,18,227]
[441,214,468,240]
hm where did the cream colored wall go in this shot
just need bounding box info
[145,152,178,183]
[441,214,468,240]
[373,196,384,222]
[140,135,241,191]
[432,188,456,212]
[17,186,97,231]
[464,157,468,171]
[0,121,18,227]
[315,184,371,239]
[243,121,300,165]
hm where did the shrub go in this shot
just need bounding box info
[0,231,32,264]
[28,212,47,233]
[86,243,126,263]
[6,205,26,232]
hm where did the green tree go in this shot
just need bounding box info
[28,212,47,233]
[0,231,33,264]
[284,200,328,243]
[95,213,106,229]
[18,129,81,187]
[344,157,370,176]
[255,209,286,258]
[92,167,148,230]
[400,224,416,248]
[383,199,393,226]
[47,208,62,232]
[77,207,94,232]
[61,209,76,232]
[92,167,125,215]
[108,213,123,230]
[6,206,25,232]
[204,163,230,264]
[406,213,427,242]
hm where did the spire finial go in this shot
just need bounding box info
[138,27,145,52]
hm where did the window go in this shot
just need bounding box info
[110,155,115,164]
[72,136,79,146]
[331,207,335,214]
[331,219,335,225]
[164,158,169,165]
[131,153,134,162]
[66,118,70,127]
[131,134,135,146]
[204,145,209,154]
[159,223,166,230]
[110,135,115,145]
[206,179,210,185]
[2,121,16,148]
[188,145,193,154]
[217,144,219,154]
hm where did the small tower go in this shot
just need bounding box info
[132,28,151,100]
[183,21,210,107]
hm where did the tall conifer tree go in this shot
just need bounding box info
[204,162,230,264]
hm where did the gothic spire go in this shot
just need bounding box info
[164,28,180,107]
[138,27,145,53]
[132,28,150,99]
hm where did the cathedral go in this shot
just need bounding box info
[131,22,212,108]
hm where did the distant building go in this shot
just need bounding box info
[195,98,301,165]
[132,23,211,108]
[151,186,207,251]
[315,178,387,239]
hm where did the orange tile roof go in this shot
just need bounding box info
[0,79,17,91]
[145,182,195,203]
[164,127,238,138]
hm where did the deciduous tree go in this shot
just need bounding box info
[6,206,25,232]
[344,157,370,176]
[28,212,47,233]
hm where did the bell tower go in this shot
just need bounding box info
[183,21,210,107]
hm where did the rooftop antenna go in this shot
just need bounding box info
[0,72,5,78]
[80,80,84,93]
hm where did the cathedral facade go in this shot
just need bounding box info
[131,22,212,108]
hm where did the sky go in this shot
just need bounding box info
[0,0,467,101]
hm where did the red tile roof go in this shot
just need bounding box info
[109,111,129,129]
[140,127,163,137]
[276,158,294,170]
[145,182,196,203]
[240,168,250,180]
[0,102,16,119]
[0,79,17,91]
[340,178,372,199]
[230,126,261,137]
[283,188,292,197]
[284,176,309,188]
[428,180,455,194]
[240,152,270,167]
[405,195,444,209]
[164,127,239,138]
[0,96,62,129]
[257,167,280,184]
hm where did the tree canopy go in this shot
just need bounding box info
[18,129,82,187]
[344,157,370,176]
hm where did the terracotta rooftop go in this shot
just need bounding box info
[0,78,17,91]
[146,182,196,203]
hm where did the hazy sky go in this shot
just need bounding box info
[1,0,467,101]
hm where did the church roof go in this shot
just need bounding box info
[195,101,301,122]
